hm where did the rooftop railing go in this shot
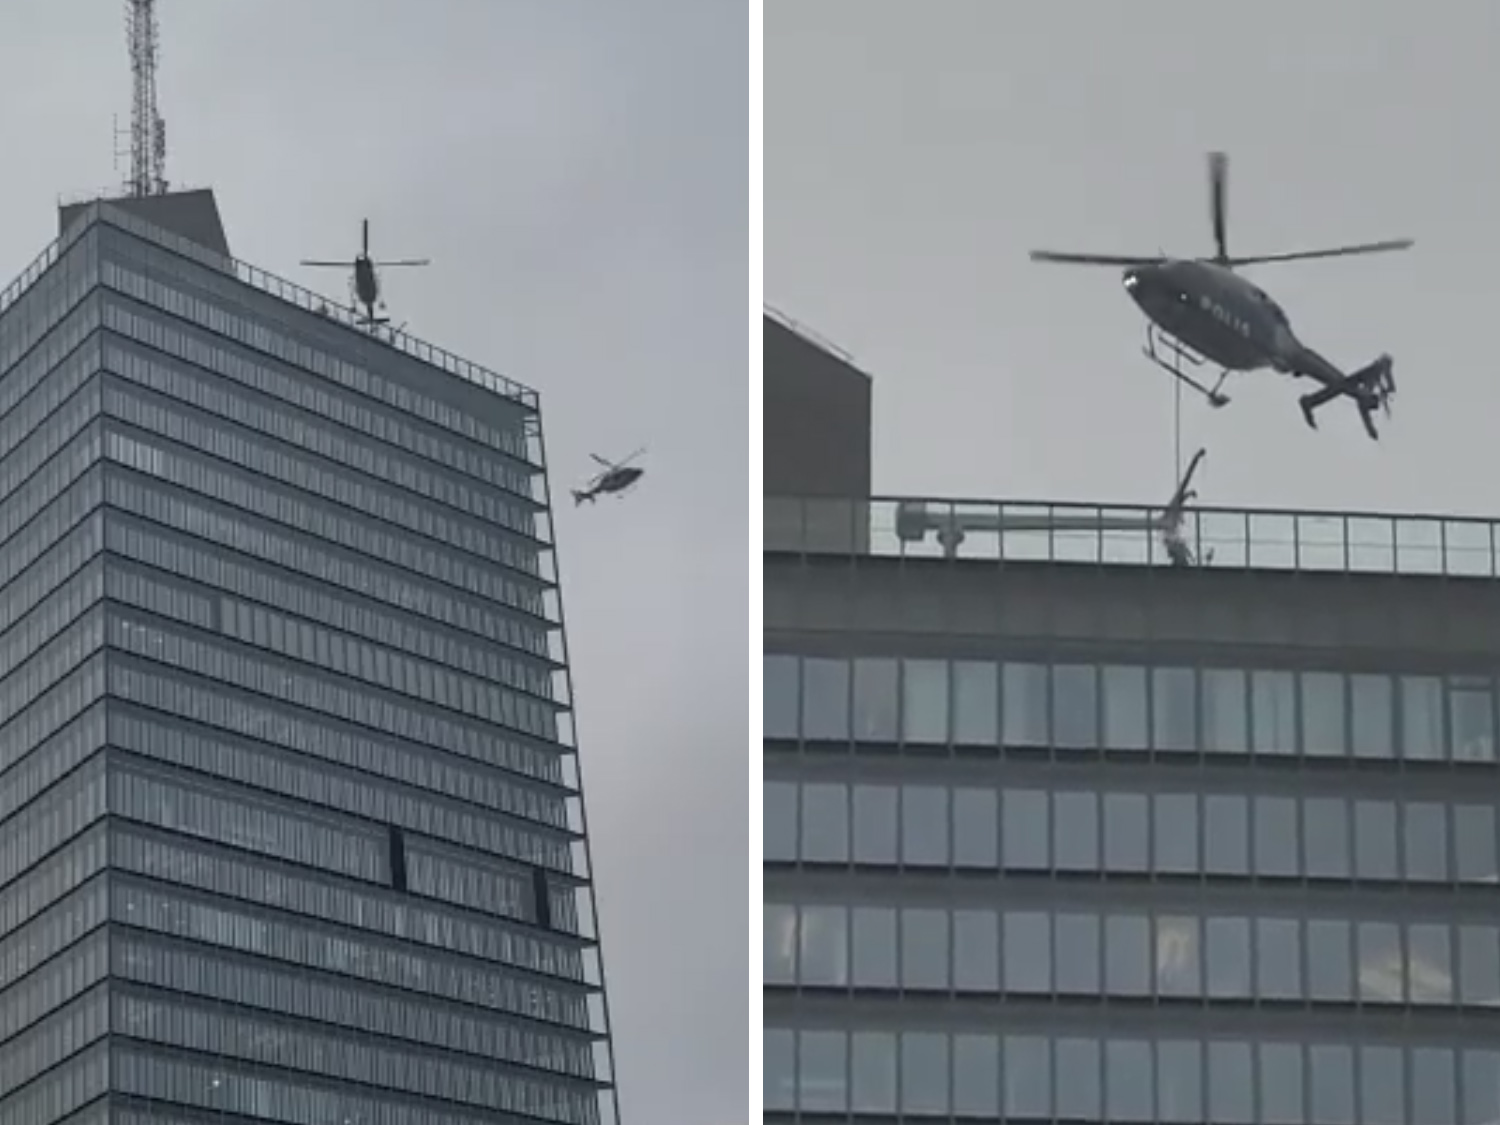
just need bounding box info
[765,495,1500,579]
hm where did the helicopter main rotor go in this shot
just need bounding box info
[1028,151,1413,270]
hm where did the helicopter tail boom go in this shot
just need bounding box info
[1297,354,1395,441]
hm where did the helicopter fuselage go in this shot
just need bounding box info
[353,256,379,308]
[1123,259,1300,373]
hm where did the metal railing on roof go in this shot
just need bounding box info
[764,494,1500,579]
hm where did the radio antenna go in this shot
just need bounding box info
[123,0,168,196]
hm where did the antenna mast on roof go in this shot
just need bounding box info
[123,0,168,196]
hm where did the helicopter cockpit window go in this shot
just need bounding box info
[1250,286,1289,325]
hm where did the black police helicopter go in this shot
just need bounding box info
[301,219,429,327]
[572,449,645,505]
[1029,152,1413,440]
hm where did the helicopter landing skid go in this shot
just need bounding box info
[1143,325,1230,408]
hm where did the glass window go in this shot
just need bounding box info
[1004,911,1051,993]
[1310,1044,1355,1125]
[850,1031,896,1113]
[1055,912,1101,994]
[1256,917,1302,1000]
[799,783,848,863]
[1002,662,1049,746]
[763,903,796,985]
[1253,796,1299,877]
[900,908,948,991]
[800,658,849,741]
[953,909,999,993]
[1104,792,1149,872]
[1307,920,1353,1001]
[1463,1048,1500,1125]
[901,1031,949,1116]
[1354,799,1398,881]
[1412,1047,1457,1125]
[1005,1035,1050,1118]
[1260,1042,1305,1125]
[1056,1038,1101,1119]
[850,907,896,988]
[1206,916,1252,999]
[851,658,898,743]
[851,785,897,864]
[1408,923,1454,1006]
[1208,1040,1254,1124]
[1302,671,1347,756]
[798,1030,846,1113]
[952,660,998,746]
[1053,791,1098,871]
[1157,1040,1203,1123]
[1154,793,1199,874]
[764,655,799,739]
[1355,921,1403,1004]
[764,1028,795,1112]
[901,786,948,867]
[1402,675,1445,760]
[1102,664,1148,750]
[1459,924,1500,1007]
[1304,796,1351,879]
[902,659,948,746]
[1405,801,1450,881]
[797,905,847,987]
[953,787,998,868]
[1252,670,1297,755]
[1052,663,1098,749]
[953,1033,1000,1116]
[764,780,797,862]
[1107,1039,1153,1122]
[1153,666,1197,752]
[1202,667,1248,754]
[1450,677,1496,762]
[1350,673,1394,758]
[1002,788,1049,869]
[1156,914,1202,997]
[1360,1044,1404,1125]
[1204,794,1249,875]
[1105,914,1151,996]
[1454,803,1498,883]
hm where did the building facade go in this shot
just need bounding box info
[764,494,1500,1124]
[0,197,617,1124]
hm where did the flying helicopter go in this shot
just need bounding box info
[300,219,429,327]
[572,449,646,505]
[1029,152,1413,440]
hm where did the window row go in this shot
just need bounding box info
[0,753,105,891]
[0,609,102,735]
[766,779,1498,885]
[95,298,538,499]
[102,246,536,467]
[106,472,551,661]
[0,704,105,825]
[109,667,569,824]
[766,901,1500,1007]
[112,990,599,1123]
[0,878,104,992]
[111,829,586,984]
[0,1041,106,1125]
[0,656,104,796]
[767,654,1500,763]
[765,1025,1500,1124]
[0,560,101,712]
[0,473,101,598]
[102,378,542,580]
[112,879,592,1031]
[0,326,100,487]
[114,934,594,1078]
[0,239,97,375]
[0,405,101,553]
[103,340,541,539]
[0,512,100,644]
[110,710,574,874]
[107,512,556,696]
[0,823,106,944]
[0,927,106,1044]
[104,431,549,627]
[0,990,107,1106]
[110,763,389,885]
[106,610,562,785]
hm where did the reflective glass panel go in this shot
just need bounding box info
[1201,667,1247,754]
[952,660,998,746]
[851,658,898,742]
[1153,666,1197,752]
[1350,673,1394,759]
[1302,671,1346,756]
[850,1032,896,1113]
[901,658,948,746]
[1003,662,1048,746]
[801,658,849,740]
[1102,664,1148,750]
[1252,670,1297,756]
[1402,675,1445,760]
[1052,663,1098,749]
[851,785,897,864]
[764,655,798,739]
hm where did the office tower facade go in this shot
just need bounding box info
[0,197,616,1124]
[764,486,1500,1124]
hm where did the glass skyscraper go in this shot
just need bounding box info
[764,493,1500,1124]
[0,196,617,1124]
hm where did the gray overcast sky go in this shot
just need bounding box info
[1,2,746,1122]
[767,0,1500,520]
